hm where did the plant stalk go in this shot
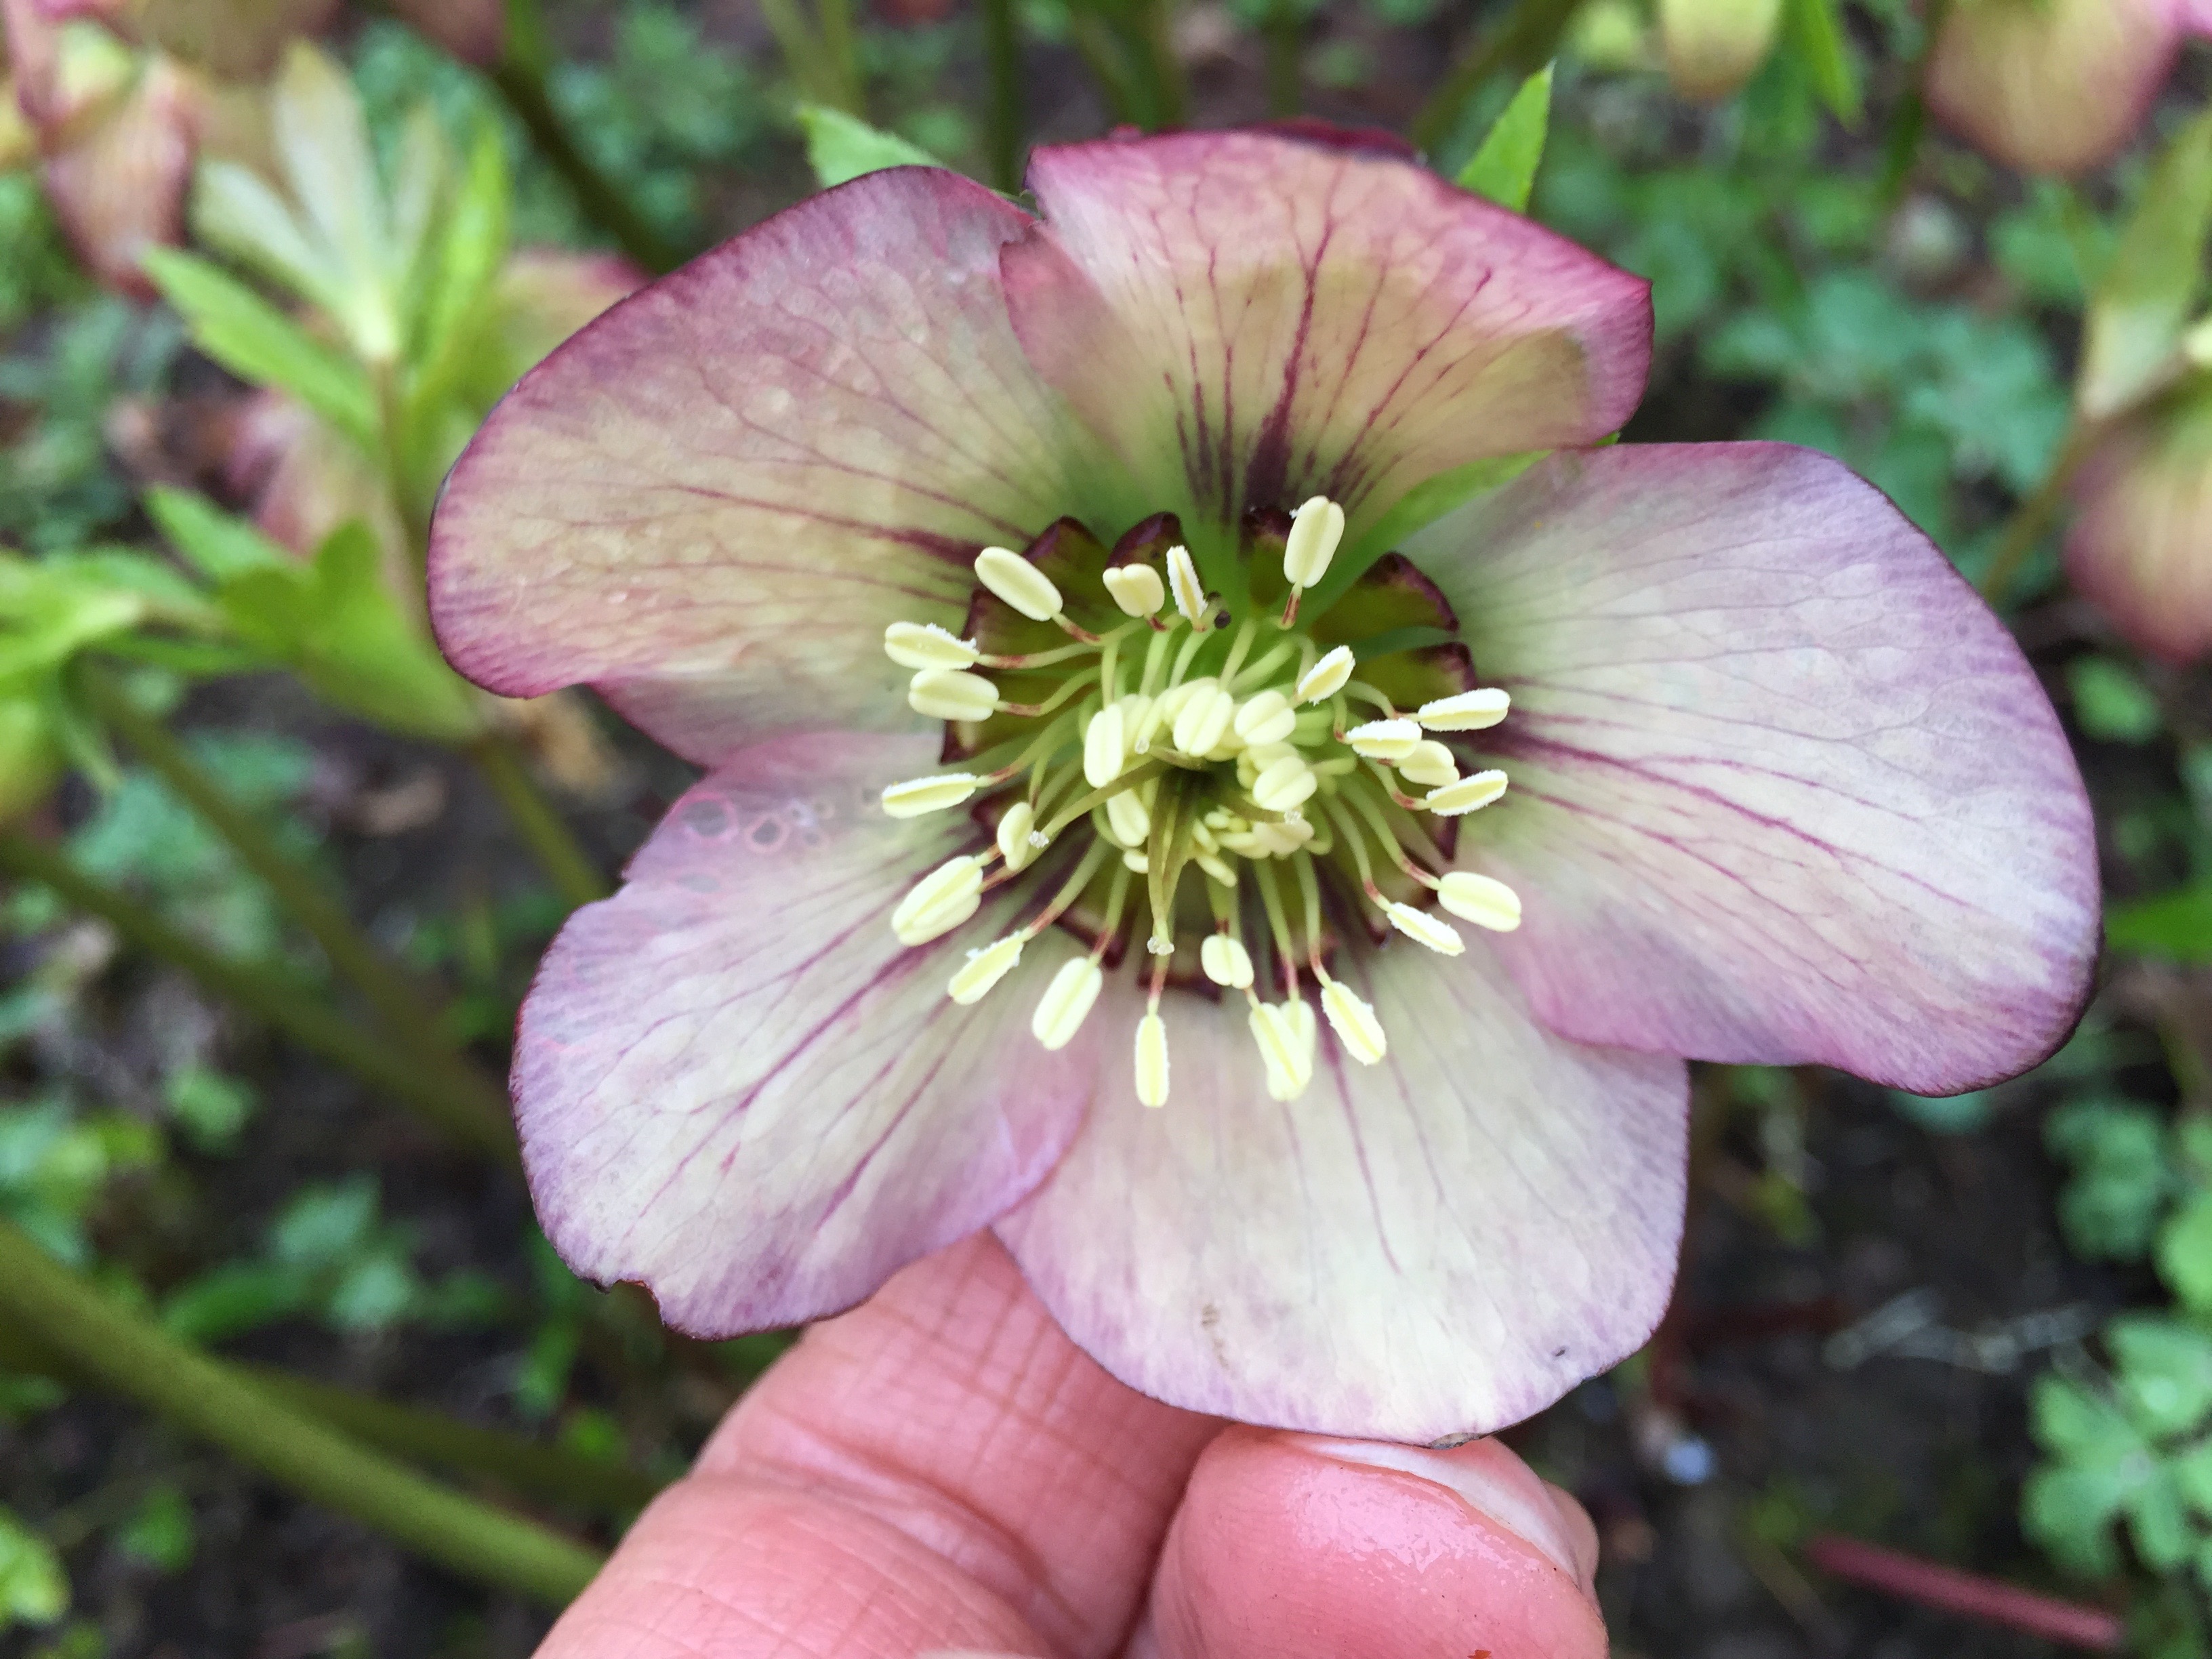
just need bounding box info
[1978,422,2097,605]
[1410,0,1579,154]
[815,0,866,115]
[981,0,1026,192]
[0,1218,603,1605]
[466,733,613,908]
[1264,0,1303,117]
[487,31,681,275]
[0,831,516,1160]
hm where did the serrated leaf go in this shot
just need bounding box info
[141,249,378,451]
[2022,1462,2127,1579]
[2033,1370,2146,1465]
[1456,64,1553,213]
[2081,110,2212,421]
[796,104,943,190]
[2108,881,2212,966]
[1785,0,1860,124]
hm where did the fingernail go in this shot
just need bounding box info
[1298,1436,1586,1582]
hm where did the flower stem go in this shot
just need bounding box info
[1977,422,2096,606]
[815,0,866,115]
[1263,0,1302,117]
[0,830,516,1161]
[80,669,460,1048]
[0,1218,603,1605]
[0,1320,659,1517]
[1410,0,1579,155]
[981,0,1026,192]
[487,2,682,276]
[1803,1534,2122,1651]
[466,732,613,908]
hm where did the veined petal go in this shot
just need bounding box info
[516,731,1100,1332]
[430,168,1127,767]
[996,945,1687,1441]
[1924,0,2178,177]
[2066,406,2212,664]
[999,127,1650,545]
[1414,443,2099,1094]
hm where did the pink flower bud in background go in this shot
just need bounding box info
[2068,394,2212,663]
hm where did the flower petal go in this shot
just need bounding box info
[2066,405,2212,664]
[999,127,1650,545]
[996,946,1687,1441]
[430,168,1124,767]
[1417,443,2100,1093]
[1924,0,2177,176]
[41,58,194,298]
[516,731,1102,1332]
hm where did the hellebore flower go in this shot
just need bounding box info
[1925,0,2212,176]
[430,129,2100,1439]
[2068,388,2212,663]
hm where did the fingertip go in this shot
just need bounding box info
[1148,1427,1607,1659]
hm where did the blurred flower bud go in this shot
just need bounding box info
[2067,389,2212,663]
[1657,0,1782,102]
[1925,0,2198,177]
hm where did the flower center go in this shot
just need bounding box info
[879,497,1523,1107]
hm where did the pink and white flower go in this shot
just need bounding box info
[429,128,2100,1440]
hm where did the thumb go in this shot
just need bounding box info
[1142,1429,1605,1659]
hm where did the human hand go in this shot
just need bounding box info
[535,1232,1607,1658]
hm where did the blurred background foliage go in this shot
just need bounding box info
[0,0,2210,1653]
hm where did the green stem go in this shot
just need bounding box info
[0,1322,660,1517]
[468,733,613,908]
[487,16,682,275]
[1978,422,2097,605]
[0,831,516,1161]
[1264,0,1302,117]
[1410,0,1579,154]
[0,1219,602,1605]
[815,0,866,115]
[981,0,1025,192]
[82,670,451,1047]
[1135,0,1187,127]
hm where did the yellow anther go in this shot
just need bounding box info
[881,773,985,818]
[1416,688,1511,731]
[1344,718,1420,762]
[1166,544,1209,629]
[1425,770,1509,816]
[996,799,1038,869]
[1103,564,1166,617]
[974,546,1063,621]
[1200,934,1254,989]
[1296,645,1355,704]
[1251,754,1317,812]
[1233,689,1297,746]
[1438,871,1522,931]
[884,620,979,670]
[1082,701,1128,787]
[1134,1012,1170,1107]
[890,855,983,945]
[1383,900,1465,956]
[1397,740,1458,788]
[1105,787,1151,847]
[1282,495,1346,589]
[947,934,1025,1004]
[1171,681,1235,756]
[908,668,999,722]
[1032,956,1105,1050]
[1320,979,1387,1064]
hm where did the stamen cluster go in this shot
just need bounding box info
[880,497,1523,1109]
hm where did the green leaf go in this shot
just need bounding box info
[214,521,483,741]
[2081,110,2212,421]
[2022,1460,2127,1580]
[2108,881,2212,965]
[2069,655,2165,745]
[1784,0,1860,124]
[159,1260,312,1345]
[2162,1193,2212,1316]
[143,487,291,583]
[2114,1315,2212,1439]
[409,115,511,401]
[796,104,943,190]
[2048,1098,2173,1261]
[0,1509,66,1630]
[114,1485,194,1574]
[140,249,379,451]
[1456,64,1553,213]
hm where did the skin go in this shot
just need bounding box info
[537,1233,1610,1659]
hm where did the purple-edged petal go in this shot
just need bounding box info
[516,731,1103,1332]
[2067,404,2212,664]
[999,128,1651,541]
[996,945,1687,1441]
[429,168,1125,768]
[1415,443,2100,1094]
[1925,0,2178,176]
